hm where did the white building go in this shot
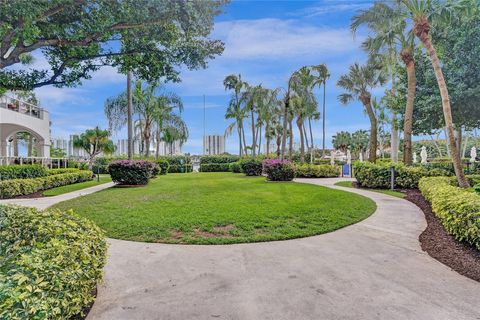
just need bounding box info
[115,139,141,156]
[203,135,225,155]
[0,95,51,159]
[52,138,68,152]
[156,140,182,156]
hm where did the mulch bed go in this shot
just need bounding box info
[405,189,480,282]
[11,191,45,199]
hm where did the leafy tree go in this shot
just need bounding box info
[73,127,115,170]
[337,61,385,162]
[332,131,352,153]
[0,0,227,90]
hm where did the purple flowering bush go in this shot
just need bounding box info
[263,159,295,181]
[108,160,156,185]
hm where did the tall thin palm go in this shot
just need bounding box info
[337,62,386,162]
[224,74,247,156]
[311,64,330,158]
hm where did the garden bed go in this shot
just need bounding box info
[405,189,480,282]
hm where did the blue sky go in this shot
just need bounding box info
[31,0,378,154]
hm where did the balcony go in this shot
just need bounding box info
[0,95,45,119]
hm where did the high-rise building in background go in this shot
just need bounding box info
[203,135,225,155]
[51,138,68,152]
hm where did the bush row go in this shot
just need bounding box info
[295,164,340,178]
[0,165,48,181]
[0,205,107,319]
[353,162,452,189]
[419,176,480,251]
[0,171,94,198]
[200,163,231,172]
[240,158,263,176]
[199,155,240,164]
[47,168,80,175]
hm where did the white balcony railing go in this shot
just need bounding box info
[0,95,45,119]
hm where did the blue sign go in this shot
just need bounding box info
[342,164,350,176]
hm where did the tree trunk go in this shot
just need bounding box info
[276,134,281,157]
[363,99,377,163]
[127,71,133,160]
[13,134,18,157]
[308,117,314,151]
[403,58,416,165]
[155,129,161,159]
[257,125,262,155]
[303,123,309,150]
[417,27,469,187]
[238,126,243,157]
[297,118,305,163]
[461,131,469,159]
[280,96,289,160]
[322,82,327,157]
[456,127,462,159]
[266,123,270,155]
[288,119,293,161]
[144,126,151,157]
[391,112,399,162]
[251,109,256,158]
[240,122,248,156]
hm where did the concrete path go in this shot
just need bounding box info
[0,181,114,210]
[86,178,479,320]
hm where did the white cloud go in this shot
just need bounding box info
[214,19,359,60]
[295,2,372,18]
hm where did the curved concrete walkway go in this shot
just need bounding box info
[2,178,479,319]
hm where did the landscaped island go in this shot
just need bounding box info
[52,172,376,244]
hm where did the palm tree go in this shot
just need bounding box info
[311,64,330,158]
[257,87,281,155]
[351,1,416,165]
[241,83,263,158]
[401,0,469,187]
[73,127,115,170]
[332,131,352,153]
[127,71,133,160]
[224,74,247,156]
[337,62,385,162]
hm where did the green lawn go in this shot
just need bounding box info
[52,172,376,244]
[334,180,405,199]
[43,174,112,197]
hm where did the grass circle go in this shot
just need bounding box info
[52,172,376,244]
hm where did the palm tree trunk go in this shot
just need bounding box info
[276,134,281,157]
[403,59,416,165]
[251,109,256,158]
[417,27,469,187]
[363,100,377,163]
[238,126,243,157]
[456,127,462,159]
[391,112,399,162]
[257,125,262,155]
[288,119,293,161]
[155,129,160,159]
[303,123,309,150]
[308,117,314,151]
[281,96,289,160]
[127,71,133,160]
[322,82,327,157]
[297,118,305,163]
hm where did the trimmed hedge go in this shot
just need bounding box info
[295,164,340,178]
[353,162,451,189]
[200,163,231,172]
[0,165,48,181]
[199,155,240,164]
[108,160,155,185]
[419,176,480,251]
[0,171,94,198]
[239,158,263,176]
[47,168,80,175]
[264,159,295,181]
[168,164,193,173]
[229,162,241,173]
[0,205,107,319]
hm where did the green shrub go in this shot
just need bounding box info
[0,171,94,198]
[474,184,480,195]
[155,159,170,175]
[108,160,155,185]
[0,205,107,319]
[0,165,48,181]
[199,155,240,164]
[229,162,241,173]
[419,177,480,251]
[239,158,263,176]
[199,163,231,172]
[92,157,110,174]
[295,164,340,178]
[263,159,295,181]
[168,164,193,173]
[47,168,80,175]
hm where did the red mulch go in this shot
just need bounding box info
[404,189,480,282]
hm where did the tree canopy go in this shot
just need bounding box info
[0,0,227,90]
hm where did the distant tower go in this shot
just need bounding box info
[203,135,225,155]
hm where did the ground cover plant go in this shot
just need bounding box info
[53,172,376,244]
[0,205,107,319]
